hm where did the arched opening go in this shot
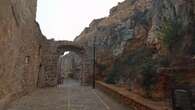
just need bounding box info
[55,43,86,86]
[57,51,82,84]
[36,40,87,88]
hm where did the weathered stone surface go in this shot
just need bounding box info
[62,0,195,100]
[63,0,153,85]
[59,53,81,79]
[37,39,87,88]
[0,0,44,108]
[0,0,87,107]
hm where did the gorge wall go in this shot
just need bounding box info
[63,0,195,99]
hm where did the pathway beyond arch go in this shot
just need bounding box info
[8,79,130,110]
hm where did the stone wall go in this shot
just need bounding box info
[0,0,90,108]
[58,53,81,79]
[37,39,59,87]
[96,81,171,110]
[37,40,88,87]
[0,0,45,108]
[58,56,70,79]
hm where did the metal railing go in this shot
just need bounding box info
[171,85,195,110]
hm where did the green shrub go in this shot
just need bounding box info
[141,58,157,96]
[96,63,107,71]
[105,63,120,84]
[105,71,119,84]
[157,18,183,52]
[105,47,167,94]
[123,47,159,96]
[124,48,154,64]
[158,55,170,67]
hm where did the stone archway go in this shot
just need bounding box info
[37,40,88,88]
[56,41,86,85]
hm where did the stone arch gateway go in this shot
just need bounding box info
[37,40,88,88]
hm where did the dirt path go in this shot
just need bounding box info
[7,79,131,110]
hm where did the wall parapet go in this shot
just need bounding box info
[96,81,171,110]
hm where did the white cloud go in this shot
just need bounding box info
[36,0,124,41]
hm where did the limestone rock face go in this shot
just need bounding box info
[63,0,195,98]
[64,0,154,80]
[147,0,195,53]
[0,0,44,106]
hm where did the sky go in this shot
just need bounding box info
[36,0,124,41]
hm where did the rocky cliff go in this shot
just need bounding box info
[64,0,195,99]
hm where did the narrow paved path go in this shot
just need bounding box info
[8,79,130,110]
